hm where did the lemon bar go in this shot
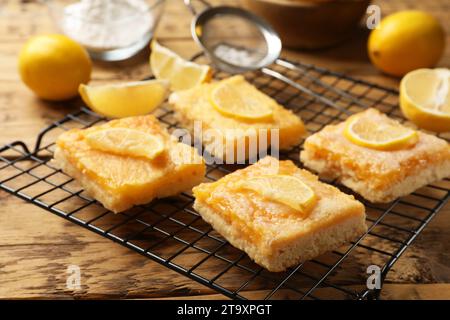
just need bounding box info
[169,75,306,161]
[193,156,366,272]
[300,108,450,203]
[54,115,205,213]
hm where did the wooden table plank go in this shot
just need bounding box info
[0,0,449,299]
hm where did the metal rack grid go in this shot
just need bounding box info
[0,57,449,300]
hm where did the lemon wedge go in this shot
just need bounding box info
[238,174,316,216]
[85,128,165,160]
[210,76,274,121]
[79,80,169,118]
[400,68,450,132]
[344,113,418,151]
[150,40,211,91]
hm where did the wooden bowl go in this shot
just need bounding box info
[243,0,371,49]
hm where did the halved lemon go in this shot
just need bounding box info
[400,68,450,132]
[85,128,165,160]
[79,80,169,118]
[150,40,211,91]
[210,76,274,121]
[238,174,317,216]
[344,114,418,151]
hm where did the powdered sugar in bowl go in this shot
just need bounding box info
[44,0,165,61]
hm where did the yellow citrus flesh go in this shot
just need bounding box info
[18,34,92,101]
[150,40,211,91]
[400,68,450,132]
[344,114,418,151]
[85,128,165,160]
[237,174,317,216]
[210,76,274,121]
[79,80,169,118]
[368,10,445,77]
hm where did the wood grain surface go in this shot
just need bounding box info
[0,0,449,300]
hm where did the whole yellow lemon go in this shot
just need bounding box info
[19,34,92,101]
[368,10,445,77]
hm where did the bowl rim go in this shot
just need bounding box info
[42,0,166,24]
[246,0,371,8]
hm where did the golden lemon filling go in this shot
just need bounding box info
[202,188,303,243]
[236,174,317,217]
[85,128,165,160]
[196,174,319,242]
[344,113,418,151]
[210,75,274,121]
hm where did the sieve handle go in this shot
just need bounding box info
[275,59,368,110]
[261,67,351,115]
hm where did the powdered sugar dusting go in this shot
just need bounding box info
[61,0,154,51]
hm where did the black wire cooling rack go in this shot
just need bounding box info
[0,57,449,300]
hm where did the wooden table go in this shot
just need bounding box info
[0,0,449,300]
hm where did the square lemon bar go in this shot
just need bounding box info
[300,108,450,203]
[54,115,205,213]
[169,75,306,161]
[193,156,366,272]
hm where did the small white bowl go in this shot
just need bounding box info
[44,0,166,61]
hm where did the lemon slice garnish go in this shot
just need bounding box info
[79,80,169,118]
[150,40,211,91]
[400,68,450,132]
[85,128,165,160]
[238,174,317,216]
[344,113,418,151]
[210,75,274,121]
